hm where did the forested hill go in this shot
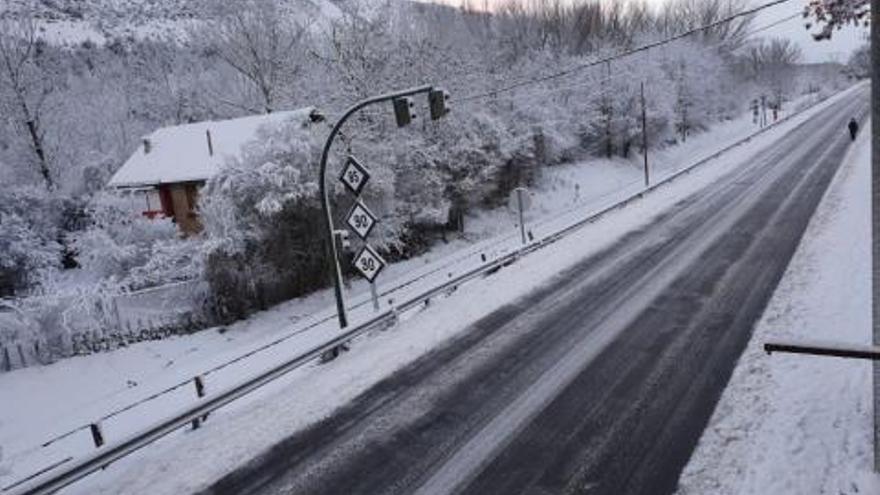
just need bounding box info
[0,0,346,42]
[0,0,856,359]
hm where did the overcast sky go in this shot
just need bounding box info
[435,0,866,63]
[748,1,865,63]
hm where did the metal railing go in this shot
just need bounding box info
[765,340,880,361]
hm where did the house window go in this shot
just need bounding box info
[142,189,168,219]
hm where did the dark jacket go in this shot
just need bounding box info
[849,119,859,140]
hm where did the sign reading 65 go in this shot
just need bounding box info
[339,156,371,197]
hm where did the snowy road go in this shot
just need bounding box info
[200,88,869,495]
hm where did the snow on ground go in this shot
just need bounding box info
[678,121,878,494]
[0,85,861,492]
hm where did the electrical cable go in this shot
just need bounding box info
[456,0,795,103]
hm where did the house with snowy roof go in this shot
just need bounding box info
[108,108,324,234]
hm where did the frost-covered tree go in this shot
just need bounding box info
[199,113,327,320]
[67,192,178,286]
[202,0,309,114]
[0,188,67,296]
[742,38,803,109]
[0,18,62,189]
[848,43,871,77]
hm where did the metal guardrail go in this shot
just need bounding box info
[3,88,853,495]
[5,251,523,495]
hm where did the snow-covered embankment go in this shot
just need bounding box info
[679,123,879,494]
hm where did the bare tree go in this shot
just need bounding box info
[848,43,871,78]
[662,0,752,48]
[746,38,803,108]
[204,0,308,114]
[0,18,57,189]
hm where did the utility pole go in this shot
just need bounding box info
[603,61,613,158]
[641,81,650,187]
[761,95,768,128]
[517,188,527,245]
[871,0,879,472]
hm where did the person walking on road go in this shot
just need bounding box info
[849,118,860,141]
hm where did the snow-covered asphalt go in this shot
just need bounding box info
[197,88,869,495]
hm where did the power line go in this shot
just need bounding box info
[463,9,803,109]
[742,12,802,38]
[456,0,795,103]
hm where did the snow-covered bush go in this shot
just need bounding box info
[199,115,327,321]
[0,213,62,297]
[424,110,515,228]
[18,278,118,355]
[5,190,198,355]
[0,187,67,297]
[67,191,178,285]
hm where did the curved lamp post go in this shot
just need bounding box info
[319,84,435,329]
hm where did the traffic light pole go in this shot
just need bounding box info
[319,85,434,330]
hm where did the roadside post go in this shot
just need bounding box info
[89,423,104,449]
[751,98,760,126]
[369,281,380,311]
[509,187,532,245]
[761,95,768,128]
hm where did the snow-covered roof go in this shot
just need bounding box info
[108,108,321,188]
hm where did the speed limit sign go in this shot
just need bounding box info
[346,201,378,240]
[353,245,386,282]
[339,156,371,197]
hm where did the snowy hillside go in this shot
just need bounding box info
[0,0,345,43]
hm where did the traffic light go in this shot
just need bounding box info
[428,88,450,120]
[334,229,351,250]
[393,97,416,127]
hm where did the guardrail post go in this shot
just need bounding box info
[370,282,381,312]
[111,297,123,333]
[90,423,104,448]
[33,340,44,365]
[191,376,208,430]
[2,346,10,372]
[390,302,399,327]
